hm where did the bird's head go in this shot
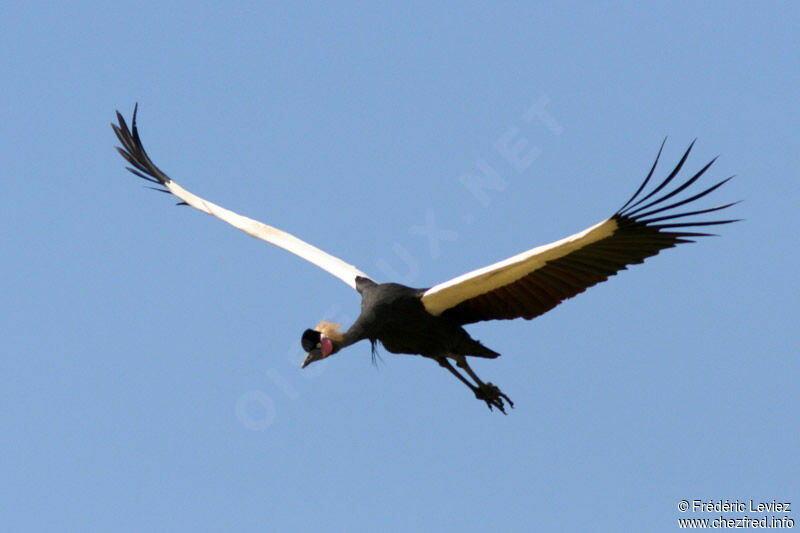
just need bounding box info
[301,320,344,368]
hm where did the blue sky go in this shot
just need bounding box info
[2,2,798,532]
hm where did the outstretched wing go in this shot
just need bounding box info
[421,141,738,324]
[112,105,372,290]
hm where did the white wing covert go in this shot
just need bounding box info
[113,106,372,291]
[421,141,738,324]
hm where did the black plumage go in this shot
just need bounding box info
[113,106,737,414]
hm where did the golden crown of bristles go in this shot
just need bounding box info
[315,320,344,342]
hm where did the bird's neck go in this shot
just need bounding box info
[336,321,369,351]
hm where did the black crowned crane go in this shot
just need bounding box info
[113,106,737,414]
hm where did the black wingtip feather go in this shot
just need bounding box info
[615,140,738,241]
[637,201,741,225]
[620,140,696,215]
[144,186,171,194]
[441,140,737,326]
[617,138,666,213]
[630,157,718,216]
[113,104,178,201]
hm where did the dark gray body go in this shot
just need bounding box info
[351,278,499,359]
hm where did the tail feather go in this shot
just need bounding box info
[465,339,501,359]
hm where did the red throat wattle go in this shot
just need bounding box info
[320,337,334,357]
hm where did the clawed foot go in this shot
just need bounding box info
[475,382,514,414]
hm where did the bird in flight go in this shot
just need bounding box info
[113,105,737,414]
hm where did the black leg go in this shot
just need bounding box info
[454,355,514,414]
[434,356,480,395]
